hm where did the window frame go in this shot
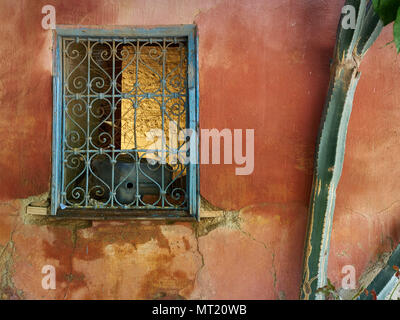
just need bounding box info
[51,25,199,220]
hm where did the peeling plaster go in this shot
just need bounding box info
[0,224,23,299]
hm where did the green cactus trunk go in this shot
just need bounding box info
[300,0,383,300]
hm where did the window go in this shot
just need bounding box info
[51,26,199,219]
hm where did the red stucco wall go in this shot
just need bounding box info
[0,0,399,299]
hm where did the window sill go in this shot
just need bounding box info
[27,205,195,221]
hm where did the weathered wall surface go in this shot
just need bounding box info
[0,0,399,299]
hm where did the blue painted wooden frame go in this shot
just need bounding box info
[51,25,200,220]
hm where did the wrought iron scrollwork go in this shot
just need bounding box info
[61,36,189,211]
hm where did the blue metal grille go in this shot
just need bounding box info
[51,27,199,218]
